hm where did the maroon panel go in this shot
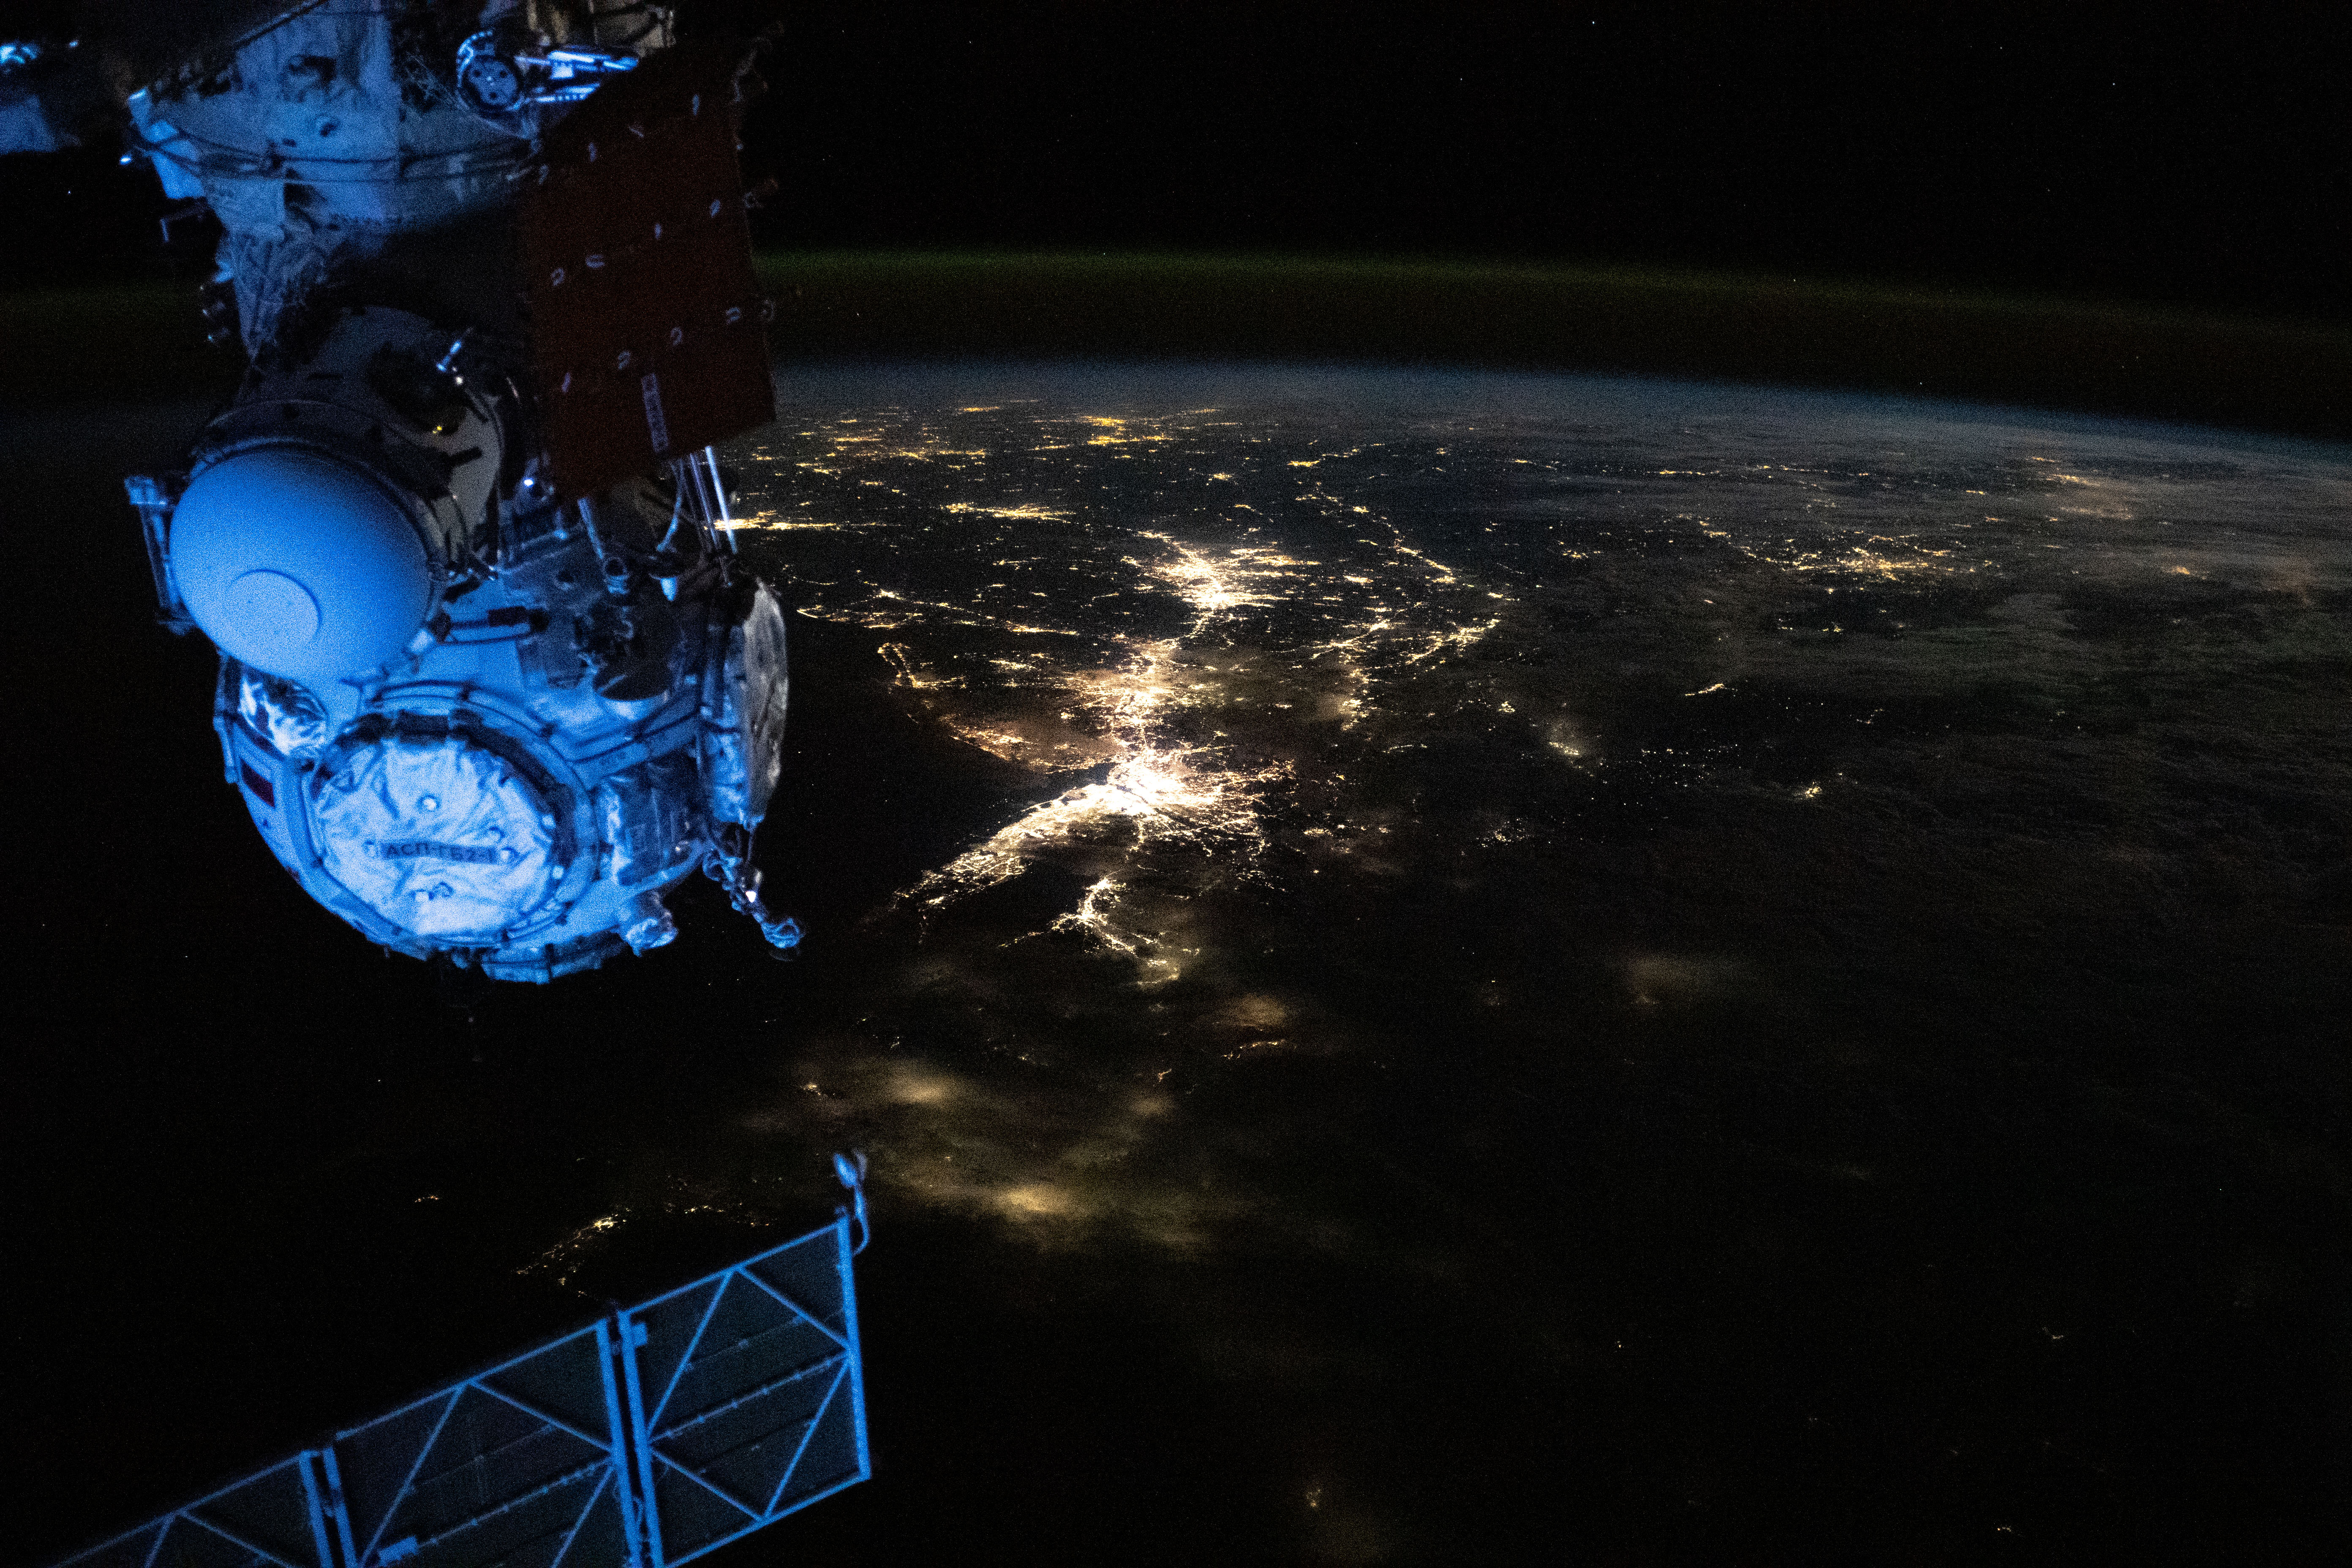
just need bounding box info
[519,43,773,499]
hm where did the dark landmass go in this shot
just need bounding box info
[5,364,2347,1563]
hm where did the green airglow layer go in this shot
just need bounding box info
[6,251,2345,438]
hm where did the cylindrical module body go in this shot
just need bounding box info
[125,3,795,980]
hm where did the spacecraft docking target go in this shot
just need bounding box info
[103,4,798,981]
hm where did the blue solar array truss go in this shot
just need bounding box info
[61,1216,870,1568]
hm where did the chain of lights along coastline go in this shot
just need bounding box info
[11,357,2347,1558]
[528,362,2350,1315]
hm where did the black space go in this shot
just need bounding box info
[2,5,2347,1565]
[5,3,2344,320]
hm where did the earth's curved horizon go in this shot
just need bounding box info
[5,357,2347,1561]
[8,249,2349,442]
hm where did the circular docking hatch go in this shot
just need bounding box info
[310,731,564,941]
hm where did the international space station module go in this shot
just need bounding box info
[70,3,803,980]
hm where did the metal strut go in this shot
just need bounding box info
[833,1150,871,1254]
[705,820,803,956]
[51,1186,871,1568]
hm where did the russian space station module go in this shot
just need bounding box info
[103,3,800,980]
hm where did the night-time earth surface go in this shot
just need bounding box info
[9,362,2350,1561]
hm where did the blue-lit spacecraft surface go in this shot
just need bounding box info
[56,1158,875,1568]
[54,4,800,980]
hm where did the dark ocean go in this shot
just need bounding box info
[8,364,2349,1562]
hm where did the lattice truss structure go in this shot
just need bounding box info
[63,1220,870,1568]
